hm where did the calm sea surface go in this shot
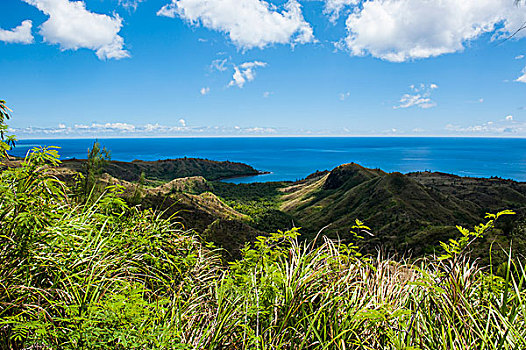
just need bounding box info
[9,137,526,183]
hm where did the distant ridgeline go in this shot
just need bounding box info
[60,157,264,182]
[49,158,526,262]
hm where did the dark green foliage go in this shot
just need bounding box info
[211,181,296,232]
[61,157,261,183]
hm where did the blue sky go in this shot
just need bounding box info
[1,0,526,138]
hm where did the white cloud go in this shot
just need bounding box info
[210,58,228,72]
[0,20,34,44]
[229,61,267,88]
[323,0,358,23]
[157,0,314,49]
[91,122,136,131]
[394,83,438,109]
[343,0,526,62]
[517,70,526,83]
[144,123,164,132]
[12,122,288,137]
[445,115,525,134]
[263,91,273,98]
[200,87,210,95]
[72,122,185,133]
[515,54,525,60]
[23,0,129,60]
[118,0,145,11]
[339,91,350,101]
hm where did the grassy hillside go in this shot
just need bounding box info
[280,163,526,260]
[75,171,262,260]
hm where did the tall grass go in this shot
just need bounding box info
[1,147,525,349]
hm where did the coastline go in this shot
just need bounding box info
[9,137,526,183]
[217,170,272,182]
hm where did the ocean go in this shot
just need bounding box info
[9,137,526,183]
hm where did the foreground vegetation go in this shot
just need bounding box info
[1,101,526,349]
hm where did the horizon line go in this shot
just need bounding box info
[13,134,526,140]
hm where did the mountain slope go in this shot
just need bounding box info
[281,163,526,257]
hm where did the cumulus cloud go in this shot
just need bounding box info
[323,0,358,22]
[157,0,314,49]
[178,118,186,127]
[516,54,525,60]
[229,61,267,88]
[342,0,526,62]
[445,115,525,134]
[200,87,210,95]
[394,83,438,109]
[76,122,136,132]
[242,127,277,134]
[23,0,129,60]
[0,20,34,44]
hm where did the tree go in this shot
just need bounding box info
[80,140,111,201]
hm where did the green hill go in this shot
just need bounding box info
[280,163,526,259]
[60,157,263,182]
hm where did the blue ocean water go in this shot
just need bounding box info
[9,137,526,182]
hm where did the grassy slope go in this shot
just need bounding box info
[280,163,526,260]
[85,172,261,260]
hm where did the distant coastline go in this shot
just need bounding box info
[218,170,272,182]
[9,137,526,183]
